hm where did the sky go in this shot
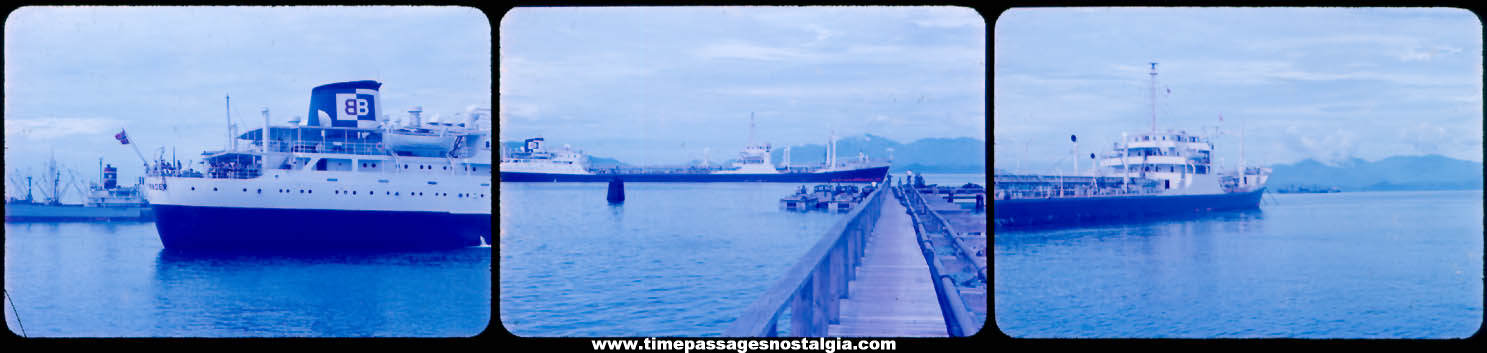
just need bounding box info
[994,7,1482,174]
[3,6,490,201]
[499,6,987,165]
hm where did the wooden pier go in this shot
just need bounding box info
[727,177,973,337]
[827,189,947,336]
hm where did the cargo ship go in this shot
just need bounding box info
[993,63,1270,227]
[499,118,890,183]
[5,159,153,222]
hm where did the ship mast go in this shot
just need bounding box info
[1149,62,1158,134]
[748,112,755,147]
[226,94,233,152]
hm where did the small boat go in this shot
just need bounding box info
[780,185,815,210]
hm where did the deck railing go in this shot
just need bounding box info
[898,184,985,336]
[725,176,888,337]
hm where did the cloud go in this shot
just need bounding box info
[1399,121,1450,154]
[1115,60,1476,87]
[501,103,541,121]
[1399,45,1464,62]
[1282,125,1360,165]
[4,117,125,141]
[1398,120,1481,161]
[694,41,816,61]
[911,7,984,28]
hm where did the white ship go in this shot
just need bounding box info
[139,80,492,250]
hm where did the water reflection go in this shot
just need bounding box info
[996,209,1265,233]
[609,203,624,223]
[150,247,491,337]
[995,209,1267,253]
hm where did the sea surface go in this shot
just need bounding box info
[3,222,491,337]
[995,190,1484,338]
[498,175,964,337]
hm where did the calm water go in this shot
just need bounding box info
[995,190,1484,338]
[3,222,491,337]
[498,181,868,337]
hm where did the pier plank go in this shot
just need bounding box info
[829,191,947,337]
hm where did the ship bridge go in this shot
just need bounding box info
[1096,130,1219,193]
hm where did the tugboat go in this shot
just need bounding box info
[82,162,154,220]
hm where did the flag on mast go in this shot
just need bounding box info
[115,129,130,145]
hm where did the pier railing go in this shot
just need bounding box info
[903,186,986,279]
[898,184,985,336]
[725,176,888,337]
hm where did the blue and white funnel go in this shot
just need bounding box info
[307,80,382,128]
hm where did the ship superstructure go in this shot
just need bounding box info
[499,137,592,175]
[141,80,492,250]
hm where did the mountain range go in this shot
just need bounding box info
[1266,154,1483,191]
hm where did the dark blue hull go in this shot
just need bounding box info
[500,165,890,183]
[152,205,490,251]
[993,188,1265,227]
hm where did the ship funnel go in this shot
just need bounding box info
[524,137,544,152]
[408,106,423,128]
[307,80,382,128]
[103,164,118,189]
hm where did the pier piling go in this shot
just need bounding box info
[607,177,625,203]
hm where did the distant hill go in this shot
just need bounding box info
[1267,154,1483,191]
[770,134,986,173]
